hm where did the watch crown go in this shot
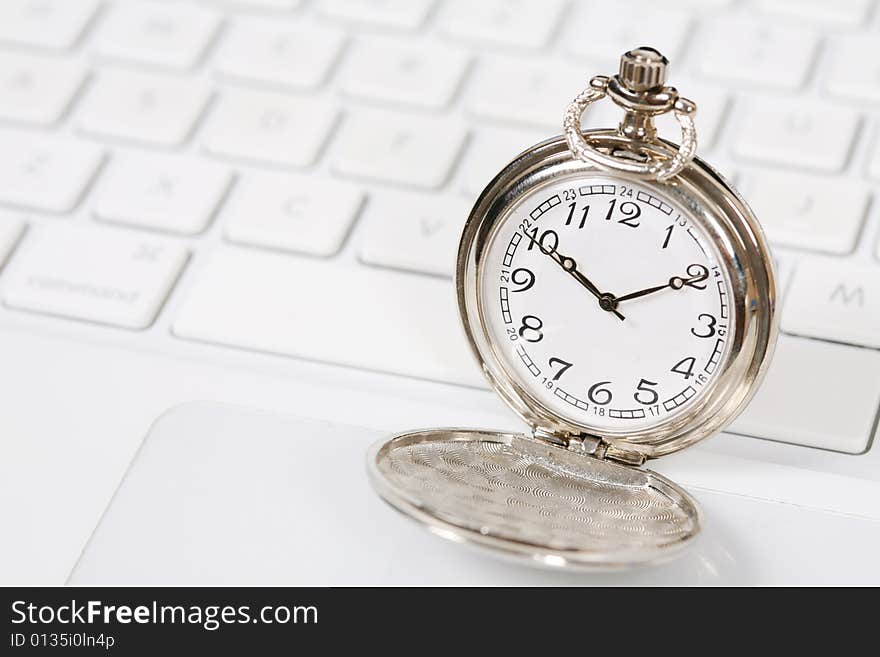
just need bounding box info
[618,47,668,92]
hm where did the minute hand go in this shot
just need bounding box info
[615,273,702,304]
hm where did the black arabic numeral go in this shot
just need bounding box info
[662,224,674,249]
[525,227,559,254]
[684,264,709,289]
[588,381,612,406]
[548,357,573,381]
[691,313,717,338]
[604,198,641,227]
[518,315,543,342]
[671,356,696,379]
[634,378,659,405]
[510,267,535,293]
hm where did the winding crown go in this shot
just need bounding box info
[618,47,668,92]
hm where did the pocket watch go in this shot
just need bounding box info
[368,48,778,570]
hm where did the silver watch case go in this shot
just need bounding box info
[368,131,778,570]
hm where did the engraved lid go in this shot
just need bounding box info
[618,46,668,91]
[367,428,702,570]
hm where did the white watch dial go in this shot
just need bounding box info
[480,174,735,434]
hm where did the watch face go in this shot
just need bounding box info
[479,173,735,435]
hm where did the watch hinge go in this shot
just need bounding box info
[532,428,647,466]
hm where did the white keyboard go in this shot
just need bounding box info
[0,0,878,457]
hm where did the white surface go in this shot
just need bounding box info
[223,172,363,256]
[437,0,566,48]
[94,153,231,235]
[694,18,817,90]
[743,171,869,255]
[332,110,467,188]
[1,224,188,329]
[0,130,103,213]
[339,37,470,109]
[0,0,99,50]
[317,0,435,29]
[0,52,87,126]
[755,0,872,25]
[733,99,860,171]
[730,335,880,454]
[173,246,483,386]
[214,18,344,90]
[826,36,880,103]
[69,403,880,585]
[203,89,337,168]
[91,0,220,70]
[0,215,23,267]
[455,126,545,198]
[783,258,880,350]
[77,70,209,146]
[359,190,469,277]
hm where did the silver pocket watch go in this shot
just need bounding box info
[368,48,778,570]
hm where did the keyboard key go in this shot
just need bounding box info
[339,37,469,109]
[730,335,880,454]
[782,258,880,349]
[359,191,470,277]
[0,0,99,50]
[0,214,24,268]
[202,0,302,9]
[214,18,344,90]
[0,131,103,213]
[694,19,818,90]
[870,137,880,181]
[733,99,859,172]
[203,90,337,168]
[754,0,872,26]
[77,71,210,147]
[437,0,566,49]
[173,246,484,387]
[564,2,691,67]
[456,126,544,198]
[332,110,467,188]
[317,0,434,29]
[2,224,188,329]
[825,36,880,104]
[92,0,220,70]
[742,171,869,255]
[654,78,728,149]
[467,56,588,129]
[94,154,232,235]
[0,52,87,126]
[223,173,363,256]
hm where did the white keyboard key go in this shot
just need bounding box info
[655,78,728,149]
[0,215,24,268]
[0,52,86,126]
[743,171,868,255]
[730,336,880,454]
[173,246,483,387]
[92,1,220,70]
[339,37,469,109]
[203,90,337,168]
[825,37,880,104]
[359,191,470,277]
[0,131,103,213]
[94,154,232,236]
[694,19,818,90]
[2,225,187,329]
[564,2,691,66]
[467,56,588,129]
[754,0,872,26]
[870,138,880,182]
[456,126,544,198]
[0,0,99,50]
[223,173,363,257]
[214,18,344,90]
[437,0,566,49]
[733,99,859,172]
[77,71,210,147]
[317,0,434,29]
[783,258,880,349]
[202,0,302,9]
[332,110,467,188]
